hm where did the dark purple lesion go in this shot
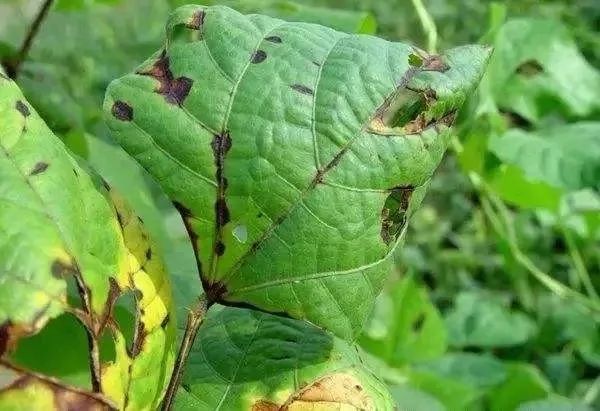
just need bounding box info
[111,101,133,121]
[136,50,193,106]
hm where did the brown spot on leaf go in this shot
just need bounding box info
[0,362,116,410]
[204,281,227,304]
[111,101,133,121]
[516,59,544,77]
[211,131,232,259]
[265,35,282,43]
[128,321,147,358]
[51,258,77,279]
[160,314,170,329]
[290,84,314,95]
[186,9,205,30]
[137,51,193,106]
[422,54,449,72]
[251,50,267,64]
[0,322,11,356]
[29,161,49,176]
[15,100,30,117]
[281,373,374,410]
[252,400,279,411]
[381,186,414,245]
[145,248,152,261]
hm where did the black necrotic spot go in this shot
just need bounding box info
[251,50,267,64]
[111,101,133,121]
[215,241,225,256]
[29,162,49,176]
[15,100,30,117]
[265,36,282,43]
[290,84,314,95]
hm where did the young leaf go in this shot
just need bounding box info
[104,5,491,339]
[0,74,174,409]
[174,306,394,410]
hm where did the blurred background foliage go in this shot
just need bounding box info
[1,0,599,410]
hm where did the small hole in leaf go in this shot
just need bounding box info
[233,225,248,243]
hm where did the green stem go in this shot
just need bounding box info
[561,226,599,301]
[4,0,55,79]
[470,172,600,314]
[410,0,438,53]
[161,295,209,411]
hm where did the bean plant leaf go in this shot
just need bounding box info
[0,362,115,410]
[0,75,174,409]
[104,5,491,339]
[174,306,394,410]
[489,122,600,192]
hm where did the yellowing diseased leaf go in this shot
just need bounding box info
[104,5,491,340]
[284,373,374,410]
[0,73,174,409]
[0,361,115,410]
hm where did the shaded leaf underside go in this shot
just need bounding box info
[105,5,491,339]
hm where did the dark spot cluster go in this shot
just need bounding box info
[211,131,232,256]
[264,35,282,43]
[15,100,30,117]
[29,161,49,176]
[137,50,193,106]
[251,50,267,64]
[290,84,314,95]
[51,258,77,280]
[111,101,133,122]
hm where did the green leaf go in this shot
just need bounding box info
[488,363,551,411]
[174,306,394,410]
[360,276,447,366]
[406,369,480,411]
[445,292,537,348]
[390,384,445,411]
[416,353,507,389]
[0,75,174,409]
[489,123,600,192]
[104,4,491,340]
[516,397,595,411]
[484,18,600,122]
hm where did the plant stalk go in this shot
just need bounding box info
[410,0,438,53]
[4,0,55,79]
[161,295,209,411]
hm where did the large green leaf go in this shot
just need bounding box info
[104,4,491,339]
[488,363,551,411]
[0,74,174,409]
[174,306,393,410]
